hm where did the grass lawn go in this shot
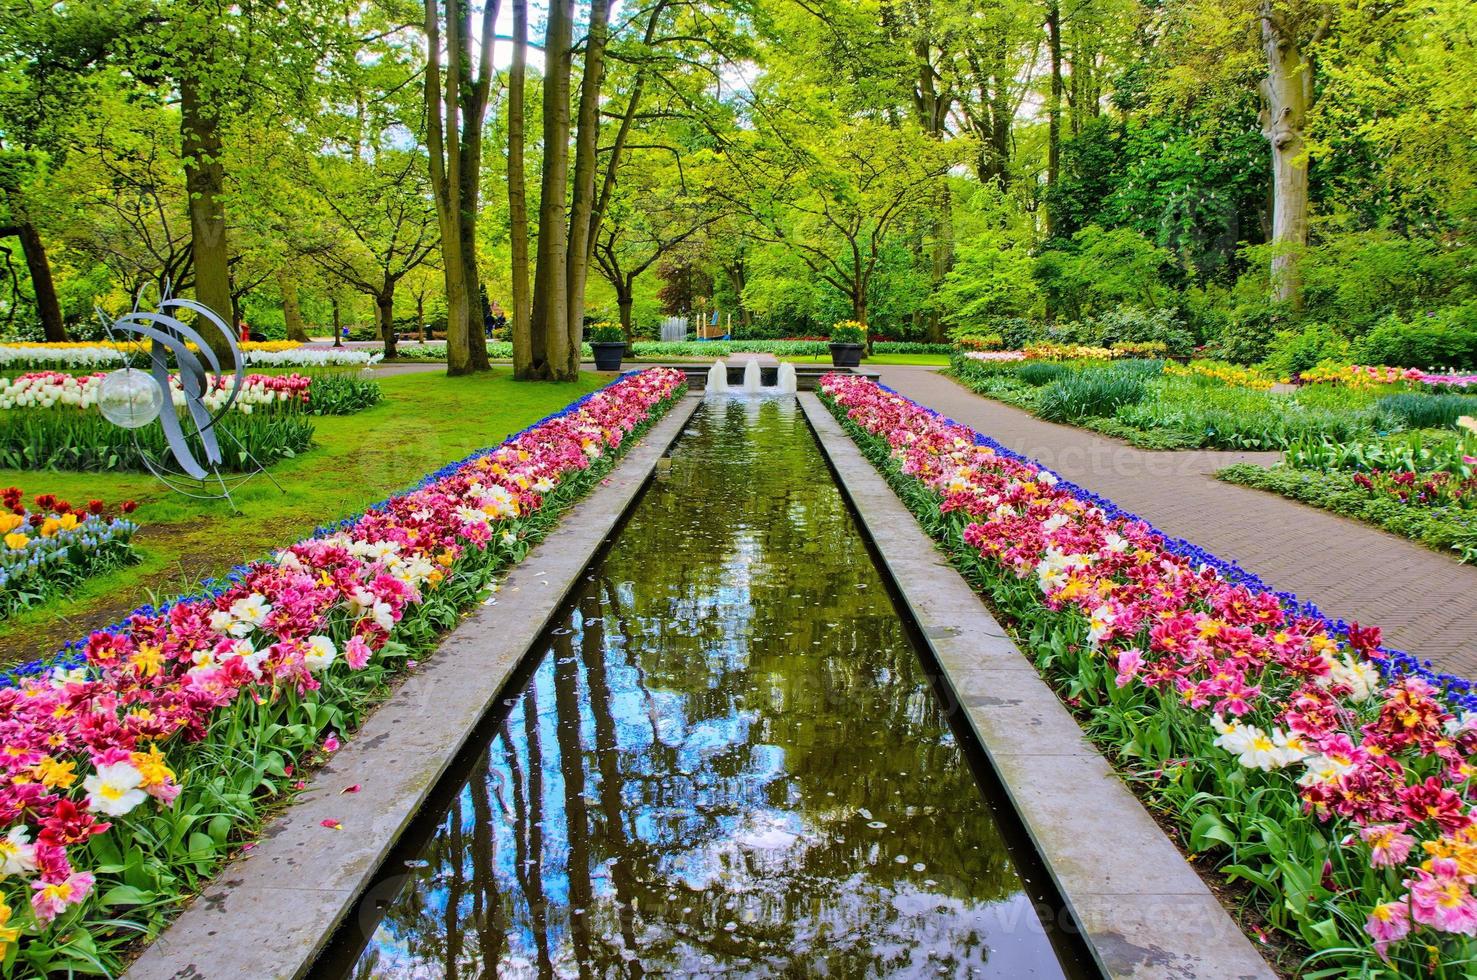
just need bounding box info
[0,368,609,668]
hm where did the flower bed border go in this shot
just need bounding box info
[123,389,700,980]
[0,370,688,976]
[815,376,1477,976]
[798,393,1275,980]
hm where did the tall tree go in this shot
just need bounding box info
[529,0,575,379]
[562,0,612,374]
[711,110,966,326]
[1258,0,1331,308]
[507,0,535,378]
[424,0,498,375]
[298,151,439,360]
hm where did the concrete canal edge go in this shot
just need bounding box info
[125,393,703,980]
[798,394,1276,980]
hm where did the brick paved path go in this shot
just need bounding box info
[872,365,1477,678]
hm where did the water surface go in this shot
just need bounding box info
[337,397,1078,978]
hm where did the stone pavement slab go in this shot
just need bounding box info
[873,365,1477,678]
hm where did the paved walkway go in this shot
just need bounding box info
[873,365,1477,678]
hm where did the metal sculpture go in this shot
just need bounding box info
[95,282,283,509]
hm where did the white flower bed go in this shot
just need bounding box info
[243,348,382,368]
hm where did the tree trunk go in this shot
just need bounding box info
[376,287,398,360]
[452,0,497,373]
[508,0,538,379]
[564,0,611,379]
[1044,0,1063,238]
[617,284,634,341]
[180,74,236,365]
[331,295,343,347]
[723,260,750,333]
[3,224,67,341]
[1260,2,1313,310]
[416,293,426,342]
[531,0,574,380]
[426,0,474,377]
[278,270,308,342]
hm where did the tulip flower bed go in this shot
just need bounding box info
[819,373,1477,977]
[1221,431,1477,565]
[0,367,685,975]
[0,372,383,472]
[0,341,319,374]
[0,372,312,415]
[1299,363,1477,391]
[0,489,138,618]
[951,350,1477,452]
[0,409,315,473]
[0,371,380,417]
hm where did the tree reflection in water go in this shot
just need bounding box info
[347,398,1070,979]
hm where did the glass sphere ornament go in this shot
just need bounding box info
[97,368,163,429]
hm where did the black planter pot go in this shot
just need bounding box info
[829,342,864,368]
[591,342,626,371]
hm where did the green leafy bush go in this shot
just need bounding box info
[1036,363,1154,421]
[1089,307,1195,357]
[1354,306,1477,370]
[307,374,383,415]
[1033,225,1176,321]
[980,316,1047,349]
[1263,322,1351,377]
[1374,392,1477,430]
[0,411,315,471]
[937,232,1043,329]
[1016,361,1074,386]
[1201,303,1283,365]
[874,341,952,354]
[1297,230,1477,332]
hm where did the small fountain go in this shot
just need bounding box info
[743,358,762,393]
[705,359,729,394]
[777,362,798,394]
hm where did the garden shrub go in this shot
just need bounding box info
[1263,322,1350,377]
[983,316,1046,349]
[1374,392,1477,430]
[1033,224,1176,321]
[937,232,1042,330]
[1202,303,1282,365]
[1083,307,1196,358]
[1298,230,1477,332]
[1354,306,1477,370]
[1016,361,1074,386]
[873,341,953,354]
[1036,363,1153,421]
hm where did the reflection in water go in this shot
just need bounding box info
[343,398,1073,978]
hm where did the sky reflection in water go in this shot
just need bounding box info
[346,397,1072,979]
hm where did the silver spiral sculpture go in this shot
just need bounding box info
[95,282,281,508]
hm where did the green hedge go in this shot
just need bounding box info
[0,412,315,471]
